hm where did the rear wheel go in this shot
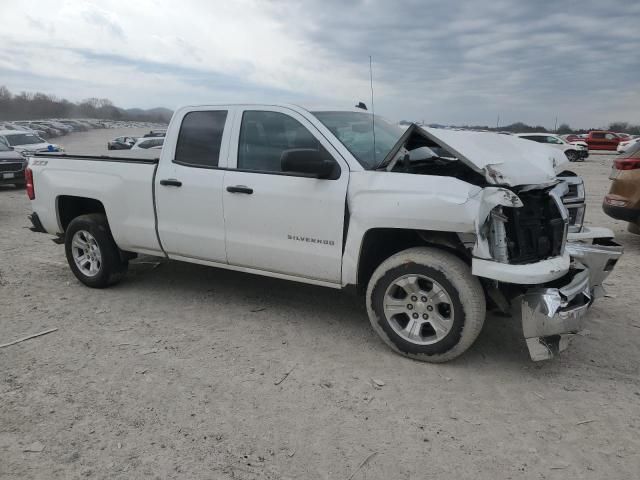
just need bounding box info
[64,214,128,288]
[366,247,486,362]
[565,150,579,162]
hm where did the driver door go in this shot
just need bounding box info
[222,106,349,283]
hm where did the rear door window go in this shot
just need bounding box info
[174,110,228,168]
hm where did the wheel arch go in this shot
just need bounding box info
[56,195,106,232]
[355,228,472,293]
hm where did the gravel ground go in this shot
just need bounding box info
[1,129,639,479]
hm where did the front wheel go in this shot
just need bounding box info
[64,213,128,288]
[565,150,579,162]
[366,247,486,362]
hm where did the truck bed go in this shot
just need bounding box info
[28,152,163,255]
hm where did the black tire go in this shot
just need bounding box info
[565,150,579,162]
[64,213,128,288]
[366,247,486,362]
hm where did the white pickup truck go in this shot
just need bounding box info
[26,104,623,362]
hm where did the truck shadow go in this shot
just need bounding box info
[122,256,530,365]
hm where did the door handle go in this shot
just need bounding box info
[226,185,253,194]
[160,179,182,187]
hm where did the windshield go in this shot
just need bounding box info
[0,139,11,151]
[6,133,44,146]
[312,111,404,169]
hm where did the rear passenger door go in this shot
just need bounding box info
[155,107,233,263]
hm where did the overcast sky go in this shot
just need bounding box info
[1,0,638,128]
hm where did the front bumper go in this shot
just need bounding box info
[521,238,623,361]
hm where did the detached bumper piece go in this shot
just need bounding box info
[521,238,623,361]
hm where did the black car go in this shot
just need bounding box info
[0,140,27,187]
[107,136,137,150]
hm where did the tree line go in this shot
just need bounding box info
[0,86,171,123]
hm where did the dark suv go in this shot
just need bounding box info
[0,140,27,187]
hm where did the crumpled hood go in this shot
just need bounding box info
[420,127,568,186]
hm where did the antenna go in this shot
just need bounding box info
[369,55,376,164]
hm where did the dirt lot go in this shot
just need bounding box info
[1,129,639,479]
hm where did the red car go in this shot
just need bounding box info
[584,131,622,150]
[564,134,585,143]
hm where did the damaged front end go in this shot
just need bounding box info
[521,237,623,361]
[471,178,623,361]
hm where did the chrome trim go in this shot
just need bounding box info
[549,182,570,255]
[558,175,585,203]
[566,240,623,299]
[521,239,623,361]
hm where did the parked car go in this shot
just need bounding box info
[143,129,167,138]
[131,137,164,149]
[0,130,64,153]
[583,131,623,150]
[12,122,50,139]
[0,139,27,187]
[616,136,640,154]
[563,134,586,143]
[515,133,588,162]
[58,120,87,132]
[603,142,640,234]
[26,104,622,363]
[107,136,137,150]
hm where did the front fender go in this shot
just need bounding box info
[342,171,485,286]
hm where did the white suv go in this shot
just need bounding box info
[516,133,588,162]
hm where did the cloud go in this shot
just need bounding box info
[0,0,638,128]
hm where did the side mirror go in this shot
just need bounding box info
[281,149,337,179]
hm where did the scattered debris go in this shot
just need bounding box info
[577,329,591,337]
[23,442,45,453]
[287,449,296,458]
[0,328,58,349]
[576,419,596,425]
[274,364,297,386]
[371,378,385,388]
[136,369,149,375]
[141,349,159,355]
[346,451,378,480]
[550,463,569,470]
[94,309,109,314]
[631,324,640,329]
[533,391,545,400]
[250,307,266,313]
[117,443,122,449]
